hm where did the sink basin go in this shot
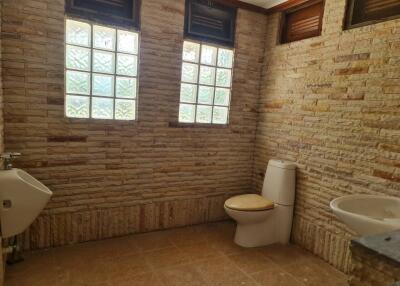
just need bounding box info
[330,195,400,236]
[0,169,52,238]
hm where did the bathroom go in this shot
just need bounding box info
[0,0,399,285]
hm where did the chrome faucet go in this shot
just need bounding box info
[1,153,21,170]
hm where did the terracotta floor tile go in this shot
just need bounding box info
[110,273,164,286]
[283,259,347,286]
[5,249,55,278]
[166,226,209,247]
[158,264,208,286]
[52,245,81,263]
[212,276,259,286]
[310,258,348,282]
[53,244,106,269]
[4,222,348,286]
[144,246,190,270]
[227,251,278,274]
[179,241,224,261]
[257,243,314,266]
[60,259,110,285]
[210,237,254,256]
[106,253,152,280]
[132,231,174,252]
[198,221,236,241]
[4,273,60,286]
[195,256,249,285]
[251,267,305,286]
[93,235,141,258]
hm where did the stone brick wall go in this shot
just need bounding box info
[253,0,400,273]
[1,0,267,249]
[0,0,3,159]
[0,1,4,284]
[350,243,400,286]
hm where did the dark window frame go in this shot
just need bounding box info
[184,0,237,48]
[345,0,400,29]
[65,0,141,29]
[279,0,325,44]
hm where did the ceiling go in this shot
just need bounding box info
[240,0,287,9]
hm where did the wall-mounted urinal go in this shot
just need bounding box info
[0,153,52,238]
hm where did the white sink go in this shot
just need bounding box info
[330,195,400,236]
[0,169,52,238]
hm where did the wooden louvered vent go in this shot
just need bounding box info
[348,0,400,28]
[66,0,140,29]
[281,1,324,44]
[184,0,237,47]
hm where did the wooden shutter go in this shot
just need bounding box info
[281,0,324,44]
[65,0,140,29]
[185,0,237,47]
[347,0,400,28]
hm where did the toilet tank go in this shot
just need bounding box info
[262,159,296,206]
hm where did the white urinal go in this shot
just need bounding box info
[0,169,52,238]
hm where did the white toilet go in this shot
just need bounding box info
[224,159,296,247]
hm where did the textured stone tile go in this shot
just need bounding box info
[283,259,347,286]
[132,231,174,252]
[179,242,224,261]
[4,223,348,286]
[194,256,249,285]
[257,244,314,266]
[166,226,209,247]
[144,246,190,270]
[213,276,259,286]
[252,267,305,286]
[227,251,278,274]
[158,264,207,286]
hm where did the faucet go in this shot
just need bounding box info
[0,153,21,170]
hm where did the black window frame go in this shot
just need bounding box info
[184,0,237,48]
[65,0,141,29]
[346,0,400,29]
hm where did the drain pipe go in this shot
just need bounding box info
[2,246,14,254]
[4,236,24,264]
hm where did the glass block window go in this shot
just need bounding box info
[179,41,234,125]
[65,19,139,120]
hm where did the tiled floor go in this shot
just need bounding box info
[5,221,348,286]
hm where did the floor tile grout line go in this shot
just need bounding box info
[4,221,347,286]
[220,251,266,286]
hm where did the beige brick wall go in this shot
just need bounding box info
[253,0,400,273]
[0,1,4,284]
[0,0,3,158]
[1,0,267,249]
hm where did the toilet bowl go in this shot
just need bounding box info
[224,159,296,247]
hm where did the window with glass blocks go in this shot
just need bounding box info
[65,19,139,120]
[179,41,234,125]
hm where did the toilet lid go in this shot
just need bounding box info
[225,194,275,211]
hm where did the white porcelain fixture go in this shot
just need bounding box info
[224,159,296,247]
[330,195,400,236]
[0,169,52,238]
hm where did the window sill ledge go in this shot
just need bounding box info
[66,117,139,125]
[168,122,229,129]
